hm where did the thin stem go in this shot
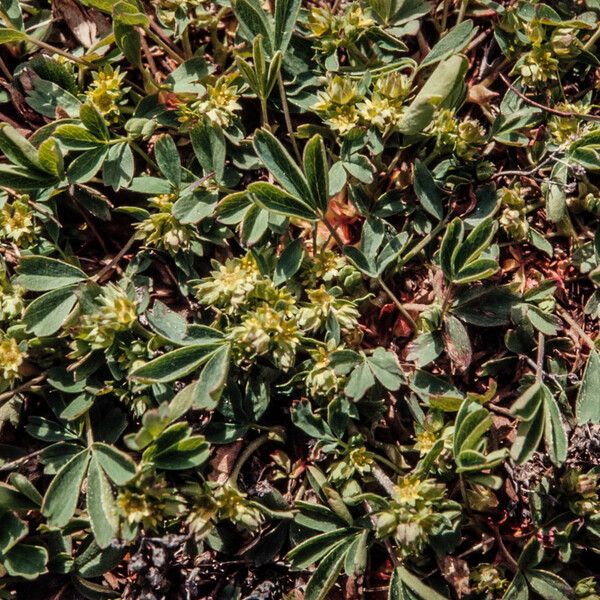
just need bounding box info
[535,332,545,382]
[500,73,600,122]
[371,464,397,496]
[259,97,270,130]
[228,434,272,488]
[440,0,451,32]
[557,305,596,349]
[0,372,47,404]
[146,29,184,63]
[276,71,302,164]
[0,448,44,472]
[583,26,600,52]
[24,34,89,66]
[457,0,469,23]
[130,141,158,170]
[398,213,452,267]
[377,276,417,332]
[94,233,137,282]
[182,27,193,60]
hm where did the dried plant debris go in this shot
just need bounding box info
[1,0,600,598]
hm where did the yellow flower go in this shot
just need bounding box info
[393,477,423,505]
[0,337,24,382]
[182,76,241,128]
[86,67,126,123]
[196,254,262,312]
[74,284,137,351]
[0,198,38,246]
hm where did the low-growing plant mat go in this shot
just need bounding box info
[1,0,600,598]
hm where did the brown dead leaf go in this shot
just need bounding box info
[53,0,99,48]
[208,440,243,484]
[467,83,499,106]
[438,555,470,598]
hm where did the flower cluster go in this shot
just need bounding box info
[135,193,203,253]
[427,108,487,161]
[307,3,374,57]
[179,75,241,128]
[0,196,38,247]
[85,67,127,123]
[70,283,137,355]
[375,476,455,557]
[0,336,24,385]
[499,185,529,240]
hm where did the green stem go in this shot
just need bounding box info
[276,71,302,164]
[24,34,89,66]
[182,26,193,59]
[146,29,184,63]
[85,412,94,446]
[377,276,417,333]
[130,141,158,170]
[457,0,469,24]
[228,434,271,488]
[440,0,451,32]
[583,26,600,52]
[259,96,270,130]
[0,372,46,404]
[398,213,452,268]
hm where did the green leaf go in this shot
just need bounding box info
[232,0,274,54]
[344,359,375,401]
[421,21,477,67]
[16,256,87,291]
[1,544,48,580]
[150,432,210,470]
[453,218,496,272]
[0,511,27,554]
[103,142,134,191]
[526,570,572,600]
[439,217,463,280]
[87,454,118,548]
[511,404,544,464]
[0,164,52,190]
[92,442,136,485]
[253,128,311,201]
[0,27,26,44]
[287,529,351,569]
[304,540,351,600]
[0,123,45,172]
[273,0,300,53]
[192,344,231,409]
[67,146,109,183]
[303,134,329,212]
[414,159,443,220]
[542,388,567,466]
[114,21,140,67]
[369,347,404,390]
[453,258,498,284]
[37,138,64,178]
[511,381,543,422]
[273,239,305,286]
[399,55,468,135]
[191,121,225,182]
[576,350,600,424]
[80,103,110,141]
[130,344,219,383]
[154,134,181,187]
[249,181,317,221]
[391,566,450,600]
[23,286,78,337]
[42,449,90,527]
